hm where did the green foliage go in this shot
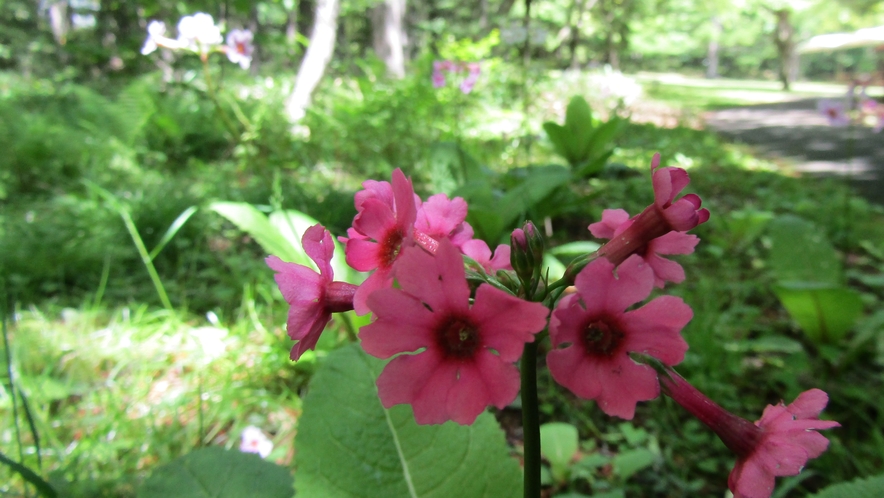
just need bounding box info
[542,96,623,177]
[773,284,864,344]
[138,448,294,498]
[810,473,884,498]
[0,451,57,498]
[540,422,579,483]
[766,215,864,345]
[295,343,522,497]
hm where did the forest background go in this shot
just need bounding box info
[2,0,884,496]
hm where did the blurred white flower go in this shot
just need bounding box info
[225,29,254,69]
[177,13,223,53]
[239,425,273,458]
[141,20,167,55]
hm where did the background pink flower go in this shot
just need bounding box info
[547,256,691,419]
[359,240,548,425]
[817,99,850,127]
[239,425,273,458]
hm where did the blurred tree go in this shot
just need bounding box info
[371,0,407,77]
[285,0,340,123]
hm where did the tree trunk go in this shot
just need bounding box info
[706,15,721,78]
[568,0,590,69]
[371,0,406,78]
[285,0,340,124]
[773,8,793,91]
[48,1,69,45]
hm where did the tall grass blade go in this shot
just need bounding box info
[1,294,24,464]
[85,181,174,310]
[0,450,57,498]
[148,205,199,261]
[17,387,42,469]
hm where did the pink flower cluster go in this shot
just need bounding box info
[818,81,884,132]
[432,60,482,94]
[266,154,837,497]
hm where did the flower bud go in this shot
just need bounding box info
[510,222,544,286]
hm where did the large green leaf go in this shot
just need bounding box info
[137,448,293,498]
[773,283,864,344]
[810,473,884,498]
[295,344,522,498]
[209,201,309,266]
[767,215,842,285]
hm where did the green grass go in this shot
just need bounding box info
[0,294,320,495]
[634,72,882,112]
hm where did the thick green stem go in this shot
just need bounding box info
[201,58,240,137]
[521,341,541,498]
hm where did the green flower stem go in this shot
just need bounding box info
[521,341,541,498]
[201,58,240,138]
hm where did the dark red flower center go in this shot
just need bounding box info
[436,315,480,360]
[380,228,405,269]
[582,319,624,357]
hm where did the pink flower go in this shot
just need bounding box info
[596,153,709,267]
[432,70,446,88]
[589,208,699,287]
[225,28,254,69]
[660,371,839,498]
[817,99,849,127]
[239,426,273,458]
[344,169,418,315]
[412,193,474,253]
[266,224,357,360]
[460,239,512,273]
[547,256,691,419]
[359,240,549,425]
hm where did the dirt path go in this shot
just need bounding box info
[704,97,884,205]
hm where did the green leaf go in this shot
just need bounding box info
[809,473,884,498]
[540,422,579,482]
[723,209,774,248]
[209,201,308,266]
[542,122,574,164]
[767,215,841,285]
[295,344,522,498]
[565,96,594,135]
[0,450,57,498]
[427,142,483,196]
[773,284,864,344]
[548,241,601,259]
[498,165,572,223]
[543,253,566,281]
[611,448,655,481]
[137,447,293,498]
